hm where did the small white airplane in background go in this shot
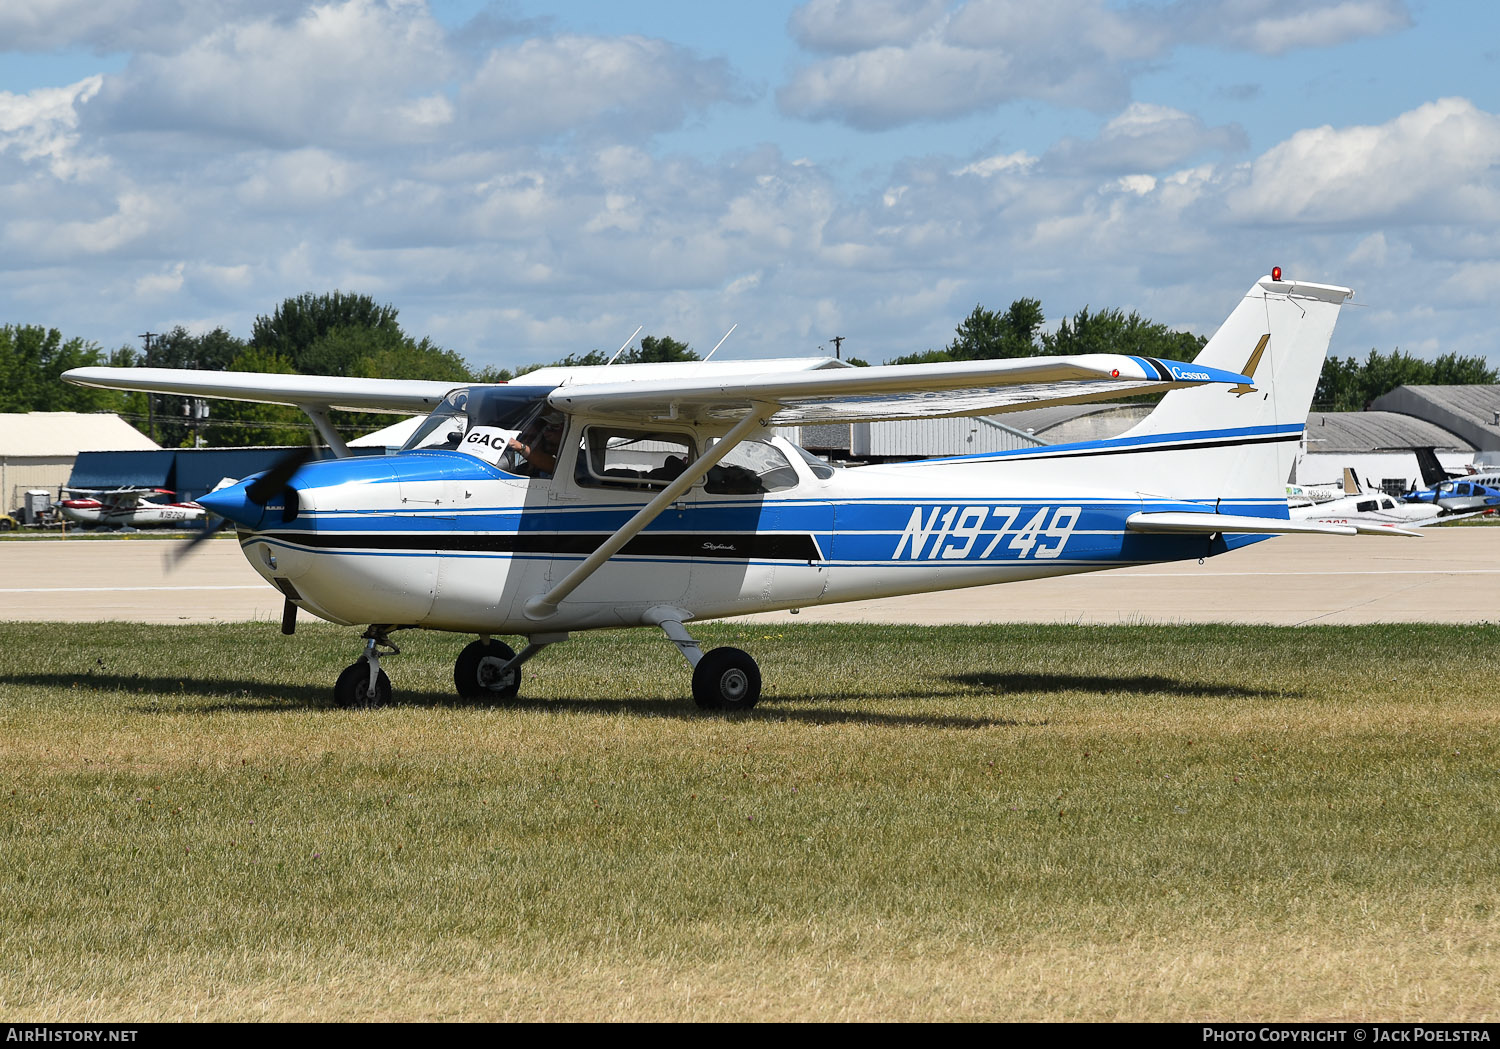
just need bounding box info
[1289,467,1491,536]
[57,488,207,529]
[66,273,1368,711]
[1285,471,1353,507]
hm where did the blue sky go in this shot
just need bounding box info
[2,0,1498,369]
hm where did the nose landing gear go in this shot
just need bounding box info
[333,627,399,708]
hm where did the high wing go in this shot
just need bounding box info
[546,354,1251,426]
[60,357,852,414]
[62,485,161,508]
[62,367,462,415]
[62,366,469,455]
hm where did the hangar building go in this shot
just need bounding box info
[0,412,158,516]
[1371,385,1500,468]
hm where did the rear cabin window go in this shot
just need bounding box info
[577,428,696,490]
[703,439,800,495]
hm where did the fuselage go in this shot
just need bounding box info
[1290,491,1447,531]
[1402,478,1500,514]
[203,407,1275,635]
[59,496,206,529]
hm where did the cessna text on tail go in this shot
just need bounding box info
[66,274,1361,711]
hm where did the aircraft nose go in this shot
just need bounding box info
[197,480,267,530]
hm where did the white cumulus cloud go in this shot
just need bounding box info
[1230,98,1500,226]
[779,0,1412,128]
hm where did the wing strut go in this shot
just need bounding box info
[301,407,351,458]
[522,408,769,621]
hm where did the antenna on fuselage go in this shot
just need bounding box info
[701,323,737,363]
[606,325,644,365]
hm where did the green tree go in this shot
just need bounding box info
[1429,352,1500,385]
[524,337,697,372]
[251,291,403,374]
[353,337,474,383]
[1314,354,1366,411]
[886,299,1046,365]
[951,299,1044,360]
[208,346,311,446]
[1314,348,1498,411]
[1042,307,1206,359]
[149,325,245,371]
[0,325,127,413]
[629,335,697,363]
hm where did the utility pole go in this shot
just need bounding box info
[830,335,844,360]
[139,331,159,443]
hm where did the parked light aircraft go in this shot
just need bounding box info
[1290,465,1494,535]
[1285,472,1352,507]
[1399,448,1500,513]
[66,273,1364,711]
[57,488,207,529]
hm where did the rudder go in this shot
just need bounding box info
[1118,274,1353,510]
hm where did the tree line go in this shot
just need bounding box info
[0,292,701,447]
[2,290,1493,446]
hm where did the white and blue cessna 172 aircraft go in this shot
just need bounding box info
[65,273,1360,711]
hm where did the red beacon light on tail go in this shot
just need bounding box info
[1272,266,1282,281]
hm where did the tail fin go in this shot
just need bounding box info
[1342,466,1362,496]
[1411,446,1450,488]
[1116,275,1353,512]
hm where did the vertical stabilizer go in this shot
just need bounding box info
[1117,275,1353,509]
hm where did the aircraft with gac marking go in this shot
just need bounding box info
[64,273,1368,711]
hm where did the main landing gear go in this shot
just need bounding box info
[329,618,762,712]
[453,638,520,699]
[651,608,762,712]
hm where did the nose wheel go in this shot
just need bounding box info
[333,628,398,708]
[334,660,391,708]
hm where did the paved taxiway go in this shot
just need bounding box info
[0,528,1494,626]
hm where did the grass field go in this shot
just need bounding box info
[1,619,1496,1021]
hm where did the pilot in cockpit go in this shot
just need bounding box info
[506,413,564,477]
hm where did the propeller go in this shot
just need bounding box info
[170,445,317,565]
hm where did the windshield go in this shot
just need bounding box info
[401,385,556,452]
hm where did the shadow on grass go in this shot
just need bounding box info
[947,670,1297,700]
[2,672,335,711]
[502,694,1040,729]
[1,671,1037,728]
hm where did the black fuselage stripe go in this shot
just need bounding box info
[253,530,823,561]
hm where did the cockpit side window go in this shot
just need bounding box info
[400,385,557,453]
[788,442,836,480]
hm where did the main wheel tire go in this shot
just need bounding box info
[334,660,391,708]
[454,639,520,700]
[692,647,761,712]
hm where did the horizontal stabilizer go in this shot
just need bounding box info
[1348,522,1424,537]
[1126,511,1358,537]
